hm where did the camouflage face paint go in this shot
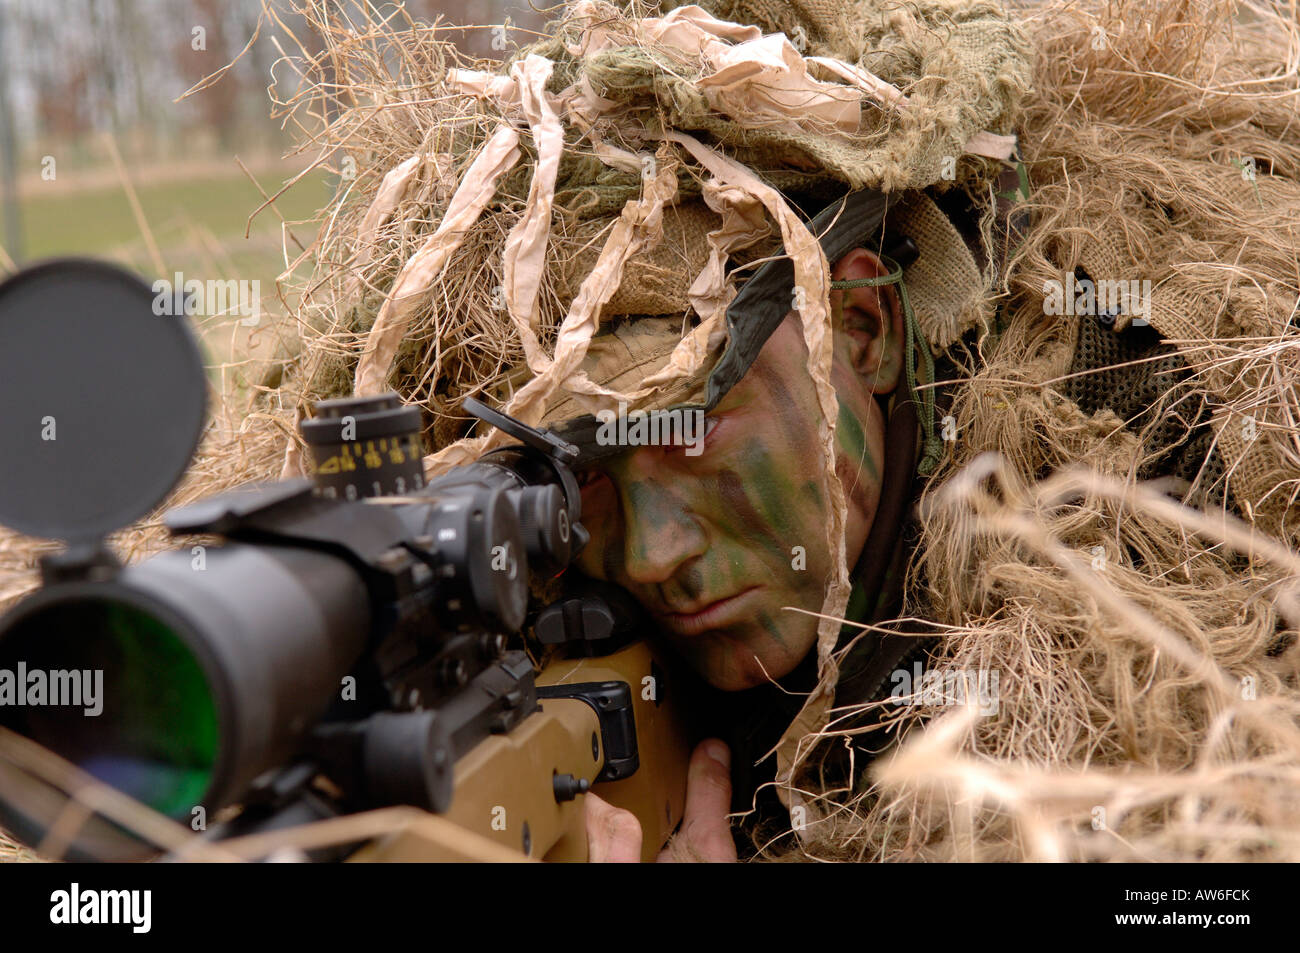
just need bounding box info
[574,314,892,691]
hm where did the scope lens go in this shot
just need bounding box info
[0,597,218,817]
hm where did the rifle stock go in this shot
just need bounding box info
[352,641,691,862]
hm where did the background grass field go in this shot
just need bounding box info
[13,151,330,330]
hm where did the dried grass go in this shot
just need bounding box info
[263,0,581,449]
[761,0,1300,862]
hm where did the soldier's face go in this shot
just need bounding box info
[573,251,904,690]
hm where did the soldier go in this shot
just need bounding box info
[289,0,1300,862]
[572,189,940,861]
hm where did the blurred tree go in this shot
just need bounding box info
[0,6,22,261]
[0,0,560,168]
[178,0,241,149]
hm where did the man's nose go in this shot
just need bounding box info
[615,454,708,586]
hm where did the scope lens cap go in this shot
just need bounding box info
[0,259,207,542]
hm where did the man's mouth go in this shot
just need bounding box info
[655,587,762,637]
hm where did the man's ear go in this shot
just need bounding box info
[830,247,905,395]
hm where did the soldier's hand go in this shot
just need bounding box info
[584,739,737,863]
[584,790,642,862]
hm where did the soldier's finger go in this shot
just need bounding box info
[676,738,736,861]
[584,792,642,863]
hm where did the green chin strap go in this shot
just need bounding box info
[830,255,944,476]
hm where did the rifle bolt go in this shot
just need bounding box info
[553,773,590,803]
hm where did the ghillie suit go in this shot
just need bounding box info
[263,0,1300,861]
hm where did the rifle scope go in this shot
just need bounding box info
[0,408,563,856]
[0,261,584,859]
[0,542,371,819]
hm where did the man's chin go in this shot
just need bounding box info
[704,667,769,692]
[673,629,804,692]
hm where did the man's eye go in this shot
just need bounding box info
[576,469,609,489]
